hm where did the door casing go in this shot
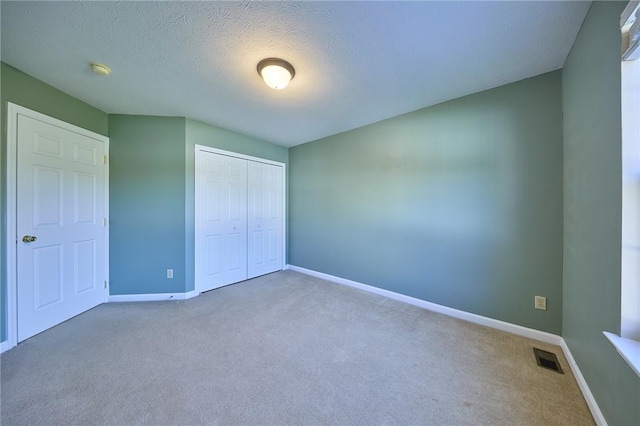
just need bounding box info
[194,145,286,294]
[4,102,110,351]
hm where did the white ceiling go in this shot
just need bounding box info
[1,1,591,147]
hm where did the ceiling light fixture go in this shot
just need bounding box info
[90,63,111,76]
[257,58,295,90]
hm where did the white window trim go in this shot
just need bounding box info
[604,332,640,377]
[606,1,640,378]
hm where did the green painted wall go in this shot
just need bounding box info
[289,71,564,334]
[184,118,288,290]
[2,17,637,423]
[562,2,640,425]
[108,115,187,295]
[186,118,289,164]
[0,63,109,137]
[1,62,108,343]
[108,115,287,295]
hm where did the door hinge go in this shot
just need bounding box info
[103,155,108,164]
[104,218,108,226]
[104,280,107,289]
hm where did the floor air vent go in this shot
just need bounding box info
[533,348,564,374]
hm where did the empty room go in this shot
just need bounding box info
[1,1,639,425]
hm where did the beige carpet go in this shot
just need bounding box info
[1,270,594,425]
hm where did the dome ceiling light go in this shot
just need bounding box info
[257,58,295,90]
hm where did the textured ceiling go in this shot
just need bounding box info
[1,1,591,147]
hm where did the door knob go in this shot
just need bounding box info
[22,235,37,243]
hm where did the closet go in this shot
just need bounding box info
[195,147,284,293]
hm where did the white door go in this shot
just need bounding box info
[248,161,284,279]
[195,151,248,292]
[17,114,107,342]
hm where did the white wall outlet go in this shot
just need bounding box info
[167,269,173,279]
[535,295,547,310]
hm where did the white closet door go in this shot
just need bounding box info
[248,161,284,279]
[195,152,248,292]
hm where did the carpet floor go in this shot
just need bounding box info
[1,270,594,425]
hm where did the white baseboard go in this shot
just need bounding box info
[108,290,198,302]
[286,264,562,345]
[559,339,607,426]
[1,291,200,353]
[286,264,605,425]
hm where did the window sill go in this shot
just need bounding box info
[603,332,640,377]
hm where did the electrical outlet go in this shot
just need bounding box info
[167,269,173,279]
[535,296,547,310]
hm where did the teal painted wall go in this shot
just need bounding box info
[108,116,287,295]
[0,63,109,136]
[186,118,289,164]
[1,62,108,342]
[562,2,640,425]
[0,15,637,423]
[289,71,564,334]
[108,115,187,295]
[184,118,288,290]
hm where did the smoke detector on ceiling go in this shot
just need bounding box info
[90,63,111,76]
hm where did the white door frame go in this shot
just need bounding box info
[4,102,110,351]
[194,144,286,293]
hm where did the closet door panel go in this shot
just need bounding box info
[248,161,284,279]
[196,152,247,292]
